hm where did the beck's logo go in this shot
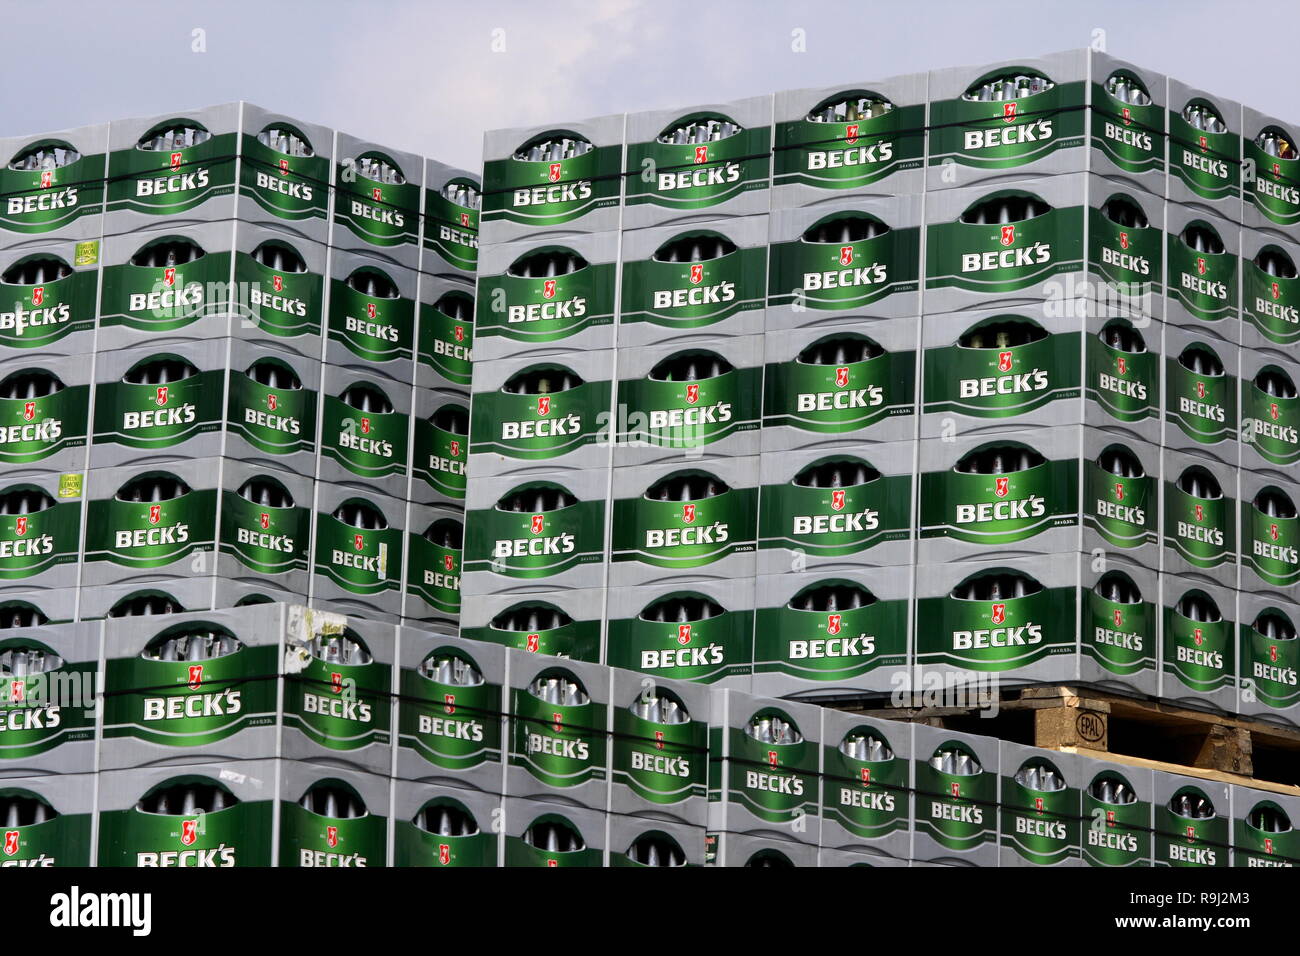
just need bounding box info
[1271,523,1281,541]
[353,533,365,551]
[548,163,562,183]
[839,246,854,266]
[149,504,162,525]
[831,489,846,511]
[845,123,859,145]
[163,267,175,287]
[552,712,563,733]
[359,417,371,435]
[1196,381,1206,399]
[1193,628,1203,646]
[542,279,556,299]
[526,633,540,653]
[181,819,197,846]
[1271,644,1279,662]
[951,781,961,797]
[1271,403,1281,421]
[259,512,270,530]
[156,386,169,406]
[682,503,696,524]
[169,152,183,171]
[995,476,1010,498]
[690,263,703,284]
[188,665,202,690]
[685,383,700,405]
[654,730,665,751]
[827,613,842,635]
[22,402,35,422]
[331,672,343,694]
[1194,504,1204,522]
[327,826,339,848]
[694,145,708,164]
[1034,796,1045,813]
[1000,224,1016,246]
[991,602,1007,625]
[835,366,850,388]
[1273,282,1282,300]
[1265,837,1275,855]
[530,514,545,535]
[1113,608,1123,627]
[768,750,779,768]
[1119,231,1129,250]
[366,302,377,320]
[3,831,16,856]
[278,159,289,175]
[677,624,691,646]
[1003,102,1017,123]
[998,351,1014,373]
[1198,135,1208,152]
[438,843,451,866]
[454,325,465,342]
[15,516,26,536]
[1186,825,1197,841]
[1121,106,1131,126]
[1117,356,1127,376]
[31,286,43,306]
[860,767,871,784]
[443,554,455,571]
[450,440,461,458]
[40,169,52,188]
[371,187,382,202]
[267,394,278,412]
[1115,482,1125,501]
[272,274,284,293]
[1197,257,1207,276]
[443,693,455,715]
[10,681,23,703]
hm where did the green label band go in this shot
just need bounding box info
[764,351,915,433]
[1163,483,1234,570]
[482,146,622,227]
[915,587,1076,671]
[625,128,771,209]
[475,262,616,344]
[0,269,98,350]
[753,600,908,683]
[924,333,1080,419]
[313,517,402,595]
[1083,593,1155,677]
[926,206,1085,295]
[611,487,757,569]
[928,86,1086,169]
[463,499,605,578]
[774,106,926,190]
[106,138,238,215]
[919,459,1079,545]
[606,611,754,683]
[1084,334,1158,423]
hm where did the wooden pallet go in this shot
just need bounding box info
[840,683,1300,794]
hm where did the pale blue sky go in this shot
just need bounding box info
[2,0,1289,171]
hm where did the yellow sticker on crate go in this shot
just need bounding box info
[74,241,99,266]
[57,473,83,499]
